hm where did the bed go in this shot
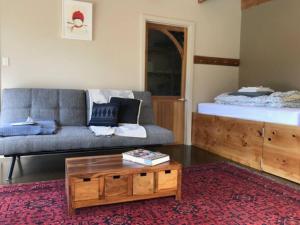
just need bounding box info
[198,103,300,126]
[192,103,300,184]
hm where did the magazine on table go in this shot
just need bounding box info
[122,149,170,166]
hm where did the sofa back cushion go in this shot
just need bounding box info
[133,91,155,124]
[1,89,86,126]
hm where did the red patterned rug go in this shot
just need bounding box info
[0,163,299,225]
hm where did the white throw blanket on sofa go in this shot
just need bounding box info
[87,89,147,138]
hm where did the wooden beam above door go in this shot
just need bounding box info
[194,55,240,67]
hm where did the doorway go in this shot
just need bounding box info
[145,22,187,144]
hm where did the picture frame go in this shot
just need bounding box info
[62,0,93,41]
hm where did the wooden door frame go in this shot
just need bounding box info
[139,14,195,145]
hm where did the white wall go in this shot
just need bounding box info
[0,0,241,143]
[192,1,241,110]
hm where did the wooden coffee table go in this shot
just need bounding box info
[65,154,182,214]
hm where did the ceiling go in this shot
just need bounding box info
[198,0,273,10]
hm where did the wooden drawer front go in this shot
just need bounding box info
[157,170,178,191]
[105,175,130,197]
[73,178,100,201]
[262,123,300,183]
[133,172,154,195]
[192,113,264,170]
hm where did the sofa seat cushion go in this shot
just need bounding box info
[0,125,174,156]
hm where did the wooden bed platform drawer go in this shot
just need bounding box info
[157,170,178,191]
[133,172,154,195]
[73,177,101,201]
[192,113,300,184]
[262,123,300,183]
[105,175,131,197]
[192,113,264,170]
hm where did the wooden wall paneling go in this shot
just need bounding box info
[194,55,240,67]
[173,100,185,144]
[152,97,184,144]
[262,123,300,183]
[152,97,175,131]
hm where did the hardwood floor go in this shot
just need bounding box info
[0,145,299,190]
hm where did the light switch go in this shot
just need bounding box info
[2,57,9,67]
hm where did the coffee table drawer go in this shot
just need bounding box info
[105,175,130,197]
[133,172,154,195]
[157,170,178,191]
[73,178,100,201]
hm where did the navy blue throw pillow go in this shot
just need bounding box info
[89,103,120,127]
[110,97,142,124]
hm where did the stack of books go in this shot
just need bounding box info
[122,149,170,166]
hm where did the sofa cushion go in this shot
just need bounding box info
[89,103,119,127]
[0,125,174,155]
[133,91,155,124]
[110,97,142,124]
[1,89,87,126]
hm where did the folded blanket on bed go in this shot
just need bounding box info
[238,86,274,93]
[0,121,57,137]
[87,89,147,138]
[229,91,273,97]
[215,91,300,108]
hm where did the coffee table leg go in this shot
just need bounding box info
[68,206,76,215]
[66,178,75,215]
[176,169,182,201]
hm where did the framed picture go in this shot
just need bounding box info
[62,0,93,41]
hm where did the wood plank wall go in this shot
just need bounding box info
[242,0,273,10]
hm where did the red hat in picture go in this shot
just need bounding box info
[72,11,84,22]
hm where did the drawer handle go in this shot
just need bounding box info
[165,170,171,174]
[83,178,91,182]
[140,173,147,177]
[113,175,120,179]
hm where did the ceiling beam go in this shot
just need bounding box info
[242,0,272,10]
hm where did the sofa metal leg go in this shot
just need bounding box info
[6,156,17,181]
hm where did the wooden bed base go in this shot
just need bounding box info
[192,113,300,184]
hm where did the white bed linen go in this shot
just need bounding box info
[198,103,300,126]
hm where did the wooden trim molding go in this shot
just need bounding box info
[242,0,273,10]
[194,55,240,67]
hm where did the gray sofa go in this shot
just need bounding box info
[0,88,174,179]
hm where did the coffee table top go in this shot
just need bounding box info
[66,154,181,176]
